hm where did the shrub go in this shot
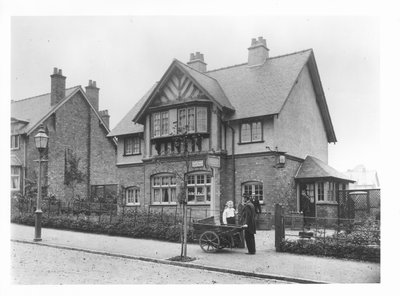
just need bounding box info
[11,211,191,244]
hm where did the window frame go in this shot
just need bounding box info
[11,166,21,191]
[186,172,212,204]
[125,186,140,206]
[242,181,264,203]
[124,136,141,156]
[239,120,263,144]
[11,135,20,150]
[151,174,177,205]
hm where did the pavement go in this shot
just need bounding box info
[10,224,380,284]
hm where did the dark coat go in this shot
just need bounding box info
[241,201,256,234]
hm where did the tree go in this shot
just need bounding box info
[64,149,85,203]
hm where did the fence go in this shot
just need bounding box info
[274,204,380,261]
[338,189,380,221]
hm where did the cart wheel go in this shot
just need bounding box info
[199,231,220,253]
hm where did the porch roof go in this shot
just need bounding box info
[295,155,355,183]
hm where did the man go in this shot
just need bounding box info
[241,194,257,254]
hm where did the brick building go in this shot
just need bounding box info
[108,37,353,221]
[11,68,117,202]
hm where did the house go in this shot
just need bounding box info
[344,165,380,190]
[11,68,118,203]
[108,37,354,221]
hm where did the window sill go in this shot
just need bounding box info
[238,140,264,145]
[316,201,338,205]
[125,204,140,207]
[150,203,177,206]
[11,148,20,151]
[123,153,141,156]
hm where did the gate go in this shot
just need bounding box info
[338,189,380,221]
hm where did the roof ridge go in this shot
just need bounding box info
[206,48,313,73]
[11,85,81,103]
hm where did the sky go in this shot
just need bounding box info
[10,15,380,173]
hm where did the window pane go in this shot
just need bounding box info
[11,176,19,189]
[124,138,133,154]
[187,107,195,132]
[153,113,161,137]
[153,177,160,186]
[178,109,186,133]
[317,182,324,201]
[241,123,251,142]
[196,175,204,184]
[252,122,262,141]
[161,111,169,136]
[206,186,211,202]
[162,188,169,202]
[153,189,161,203]
[188,187,195,202]
[206,175,211,184]
[170,188,176,202]
[133,137,140,154]
[187,175,195,185]
[196,107,207,132]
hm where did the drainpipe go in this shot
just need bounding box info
[226,121,236,207]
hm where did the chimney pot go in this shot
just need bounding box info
[187,51,207,72]
[248,36,269,66]
[85,80,100,111]
[50,67,66,106]
[93,81,97,88]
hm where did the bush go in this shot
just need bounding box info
[11,211,193,244]
[280,218,380,262]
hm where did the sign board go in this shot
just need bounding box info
[207,156,220,168]
[191,160,204,168]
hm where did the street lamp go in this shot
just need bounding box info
[33,124,49,241]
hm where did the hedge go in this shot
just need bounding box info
[11,213,195,243]
[280,238,380,263]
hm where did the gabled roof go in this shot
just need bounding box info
[295,155,355,182]
[11,87,79,134]
[11,86,114,144]
[344,165,380,188]
[133,59,234,123]
[111,48,336,142]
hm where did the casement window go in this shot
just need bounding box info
[153,113,161,137]
[317,182,325,201]
[11,166,21,191]
[124,136,140,155]
[152,111,170,137]
[126,187,140,205]
[242,181,263,202]
[327,182,336,202]
[304,183,315,201]
[240,121,262,143]
[11,135,20,149]
[152,174,177,204]
[187,173,211,204]
[177,106,208,134]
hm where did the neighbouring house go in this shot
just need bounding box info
[344,165,380,190]
[108,36,354,221]
[11,68,118,203]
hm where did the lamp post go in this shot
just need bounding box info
[33,124,49,242]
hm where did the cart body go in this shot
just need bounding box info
[192,216,245,252]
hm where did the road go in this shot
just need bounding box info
[11,241,289,284]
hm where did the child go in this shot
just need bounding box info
[222,200,236,225]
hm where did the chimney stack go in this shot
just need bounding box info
[50,67,66,106]
[99,109,110,128]
[248,36,269,66]
[85,80,100,111]
[187,52,207,72]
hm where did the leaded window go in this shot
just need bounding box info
[187,173,211,204]
[152,174,176,204]
[242,181,263,202]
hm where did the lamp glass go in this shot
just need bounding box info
[34,129,49,149]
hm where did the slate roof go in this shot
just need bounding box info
[110,49,336,142]
[11,87,79,134]
[107,84,157,137]
[295,156,355,182]
[206,49,312,120]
